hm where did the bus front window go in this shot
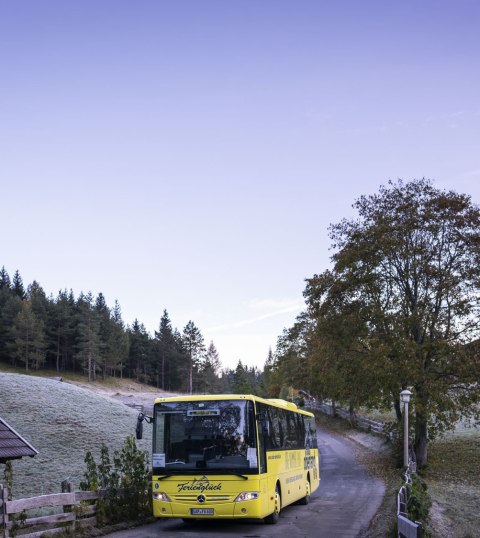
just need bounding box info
[153,400,258,474]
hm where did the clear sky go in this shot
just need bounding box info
[1,1,479,370]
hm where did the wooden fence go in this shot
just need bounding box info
[305,399,386,434]
[397,462,423,538]
[0,484,101,538]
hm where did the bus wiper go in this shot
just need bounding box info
[229,471,248,480]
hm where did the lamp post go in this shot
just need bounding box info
[400,390,412,468]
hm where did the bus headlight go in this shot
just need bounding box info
[234,491,259,502]
[153,492,171,502]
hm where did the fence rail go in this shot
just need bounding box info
[397,463,422,538]
[1,484,101,538]
[305,399,386,434]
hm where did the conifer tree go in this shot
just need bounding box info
[95,293,112,380]
[109,300,129,378]
[12,270,26,299]
[75,292,101,381]
[0,266,11,290]
[154,310,176,389]
[0,267,13,361]
[0,291,22,364]
[182,321,206,393]
[202,341,222,393]
[9,301,46,370]
[261,347,281,397]
[50,290,76,372]
[128,319,150,382]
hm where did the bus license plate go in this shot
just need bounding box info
[190,508,214,516]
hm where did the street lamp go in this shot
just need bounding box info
[400,389,412,468]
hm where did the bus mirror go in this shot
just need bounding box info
[136,412,153,439]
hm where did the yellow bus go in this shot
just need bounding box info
[136,394,320,524]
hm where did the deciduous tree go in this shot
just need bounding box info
[304,179,480,466]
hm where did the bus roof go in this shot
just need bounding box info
[153,393,314,417]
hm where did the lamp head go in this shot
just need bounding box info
[400,389,412,403]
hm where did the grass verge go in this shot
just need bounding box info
[423,429,480,538]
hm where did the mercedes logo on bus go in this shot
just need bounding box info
[197,494,206,504]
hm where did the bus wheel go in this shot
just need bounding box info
[298,478,311,505]
[264,484,281,524]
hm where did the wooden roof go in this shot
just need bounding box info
[0,417,38,463]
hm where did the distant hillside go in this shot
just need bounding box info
[0,373,153,499]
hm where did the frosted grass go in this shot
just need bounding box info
[0,373,152,499]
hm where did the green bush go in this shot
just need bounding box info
[81,435,151,525]
[407,473,431,524]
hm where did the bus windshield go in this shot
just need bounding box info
[153,399,258,474]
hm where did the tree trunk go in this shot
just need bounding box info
[56,334,60,372]
[414,407,428,467]
[88,352,92,382]
[348,400,356,425]
[162,352,165,390]
[393,396,402,421]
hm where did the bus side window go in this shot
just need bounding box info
[296,414,306,449]
[305,416,317,449]
[256,411,267,472]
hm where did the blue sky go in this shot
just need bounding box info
[2,1,479,369]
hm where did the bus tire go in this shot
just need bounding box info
[264,484,281,524]
[297,477,311,505]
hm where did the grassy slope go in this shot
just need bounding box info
[0,372,153,499]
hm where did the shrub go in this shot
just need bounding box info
[81,435,151,525]
[407,473,431,524]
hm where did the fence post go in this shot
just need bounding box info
[1,484,10,538]
[61,480,75,532]
[61,480,72,493]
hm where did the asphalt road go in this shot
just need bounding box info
[105,426,385,538]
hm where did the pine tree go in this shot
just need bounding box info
[202,341,222,394]
[0,291,22,364]
[154,310,176,389]
[75,292,101,381]
[128,320,151,383]
[170,328,190,391]
[95,293,112,380]
[261,347,280,397]
[232,361,250,394]
[50,290,76,372]
[12,270,26,299]
[182,321,206,394]
[9,301,46,370]
[109,300,129,378]
[0,267,12,361]
[0,266,11,290]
